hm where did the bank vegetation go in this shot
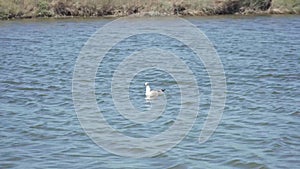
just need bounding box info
[0,0,299,19]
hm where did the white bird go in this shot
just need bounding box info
[145,82,165,98]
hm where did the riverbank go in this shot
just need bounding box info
[0,0,299,20]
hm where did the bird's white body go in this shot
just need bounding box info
[145,82,165,98]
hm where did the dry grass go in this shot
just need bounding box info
[0,0,299,19]
[271,0,300,14]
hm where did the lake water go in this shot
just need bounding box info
[0,15,299,169]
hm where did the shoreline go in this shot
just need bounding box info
[2,12,298,22]
[1,0,299,20]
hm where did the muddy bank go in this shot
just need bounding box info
[0,0,299,20]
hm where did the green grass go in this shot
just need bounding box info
[37,0,52,17]
[0,0,299,19]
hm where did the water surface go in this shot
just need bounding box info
[0,16,299,168]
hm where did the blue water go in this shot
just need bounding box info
[0,16,299,168]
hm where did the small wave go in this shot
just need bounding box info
[290,111,300,116]
[167,163,189,169]
[225,159,268,169]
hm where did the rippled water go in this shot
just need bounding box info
[0,16,299,168]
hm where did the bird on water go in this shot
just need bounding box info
[145,82,165,99]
